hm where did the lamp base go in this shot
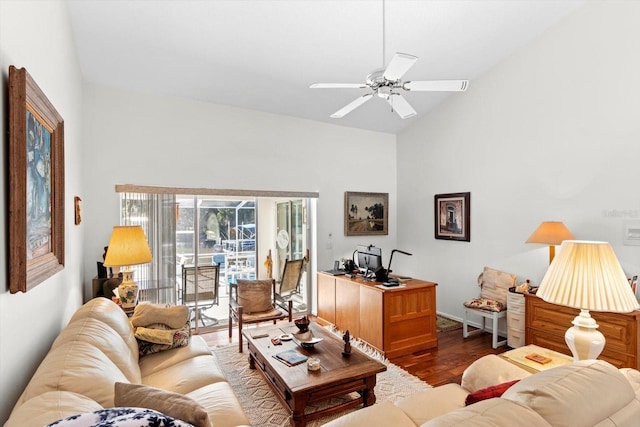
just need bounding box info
[118,270,139,309]
[565,309,605,361]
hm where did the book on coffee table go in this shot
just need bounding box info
[274,349,308,366]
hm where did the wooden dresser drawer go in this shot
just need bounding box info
[525,293,640,369]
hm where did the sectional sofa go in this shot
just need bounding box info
[324,354,640,426]
[4,298,249,427]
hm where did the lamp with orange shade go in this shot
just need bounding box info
[103,226,153,309]
[525,221,575,264]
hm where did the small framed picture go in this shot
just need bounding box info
[434,192,470,242]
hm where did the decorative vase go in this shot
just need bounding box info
[118,282,138,309]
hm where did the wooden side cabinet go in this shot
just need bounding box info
[316,273,438,358]
[317,273,336,325]
[525,293,640,369]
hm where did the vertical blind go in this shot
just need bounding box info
[121,192,177,303]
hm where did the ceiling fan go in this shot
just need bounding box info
[309,0,468,119]
[310,52,468,119]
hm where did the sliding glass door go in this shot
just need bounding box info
[276,199,308,313]
[116,185,317,333]
[175,196,256,332]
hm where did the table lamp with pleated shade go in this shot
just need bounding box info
[103,226,153,309]
[536,240,639,361]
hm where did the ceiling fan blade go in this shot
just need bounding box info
[404,80,469,92]
[383,52,418,81]
[330,93,373,118]
[310,83,368,89]
[387,94,416,119]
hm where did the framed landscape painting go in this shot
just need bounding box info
[344,191,388,236]
[434,192,470,242]
[9,66,65,293]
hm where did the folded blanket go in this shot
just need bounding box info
[131,304,189,329]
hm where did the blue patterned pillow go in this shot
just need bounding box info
[46,407,194,427]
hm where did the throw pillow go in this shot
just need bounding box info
[114,382,212,427]
[134,326,176,345]
[478,266,517,303]
[237,279,273,313]
[131,303,189,329]
[46,407,195,427]
[137,322,190,357]
[464,379,520,406]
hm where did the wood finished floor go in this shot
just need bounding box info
[199,321,508,387]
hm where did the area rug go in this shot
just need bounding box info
[211,343,431,426]
[436,315,463,333]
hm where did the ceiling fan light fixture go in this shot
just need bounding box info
[309,0,468,119]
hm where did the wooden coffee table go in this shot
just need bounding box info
[242,322,387,427]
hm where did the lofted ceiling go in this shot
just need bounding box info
[66,0,585,135]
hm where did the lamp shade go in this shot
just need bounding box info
[537,240,639,313]
[103,226,153,267]
[525,221,575,245]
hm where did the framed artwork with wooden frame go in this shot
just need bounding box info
[344,191,388,236]
[434,192,470,242]
[9,66,65,293]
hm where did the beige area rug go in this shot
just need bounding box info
[436,315,463,333]
[211,340,431,426]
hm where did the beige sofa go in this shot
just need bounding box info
[5,298,249,427]
[324,354,640,427]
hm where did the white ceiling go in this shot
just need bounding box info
[66,0,585,134]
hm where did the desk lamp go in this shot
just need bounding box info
[526,221,575,264]
[536,240,639,361]
[103,226,153,309]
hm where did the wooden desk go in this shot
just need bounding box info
[317,273,438,358]
[525,293,640,369]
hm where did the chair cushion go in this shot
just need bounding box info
[242,308,286,322]
[237,280,273,313]
[463,297,506,312]
[478,266,517,303]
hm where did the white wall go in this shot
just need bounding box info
[80,84,397,296]
[0,0,84,423]
[397,1,640,320]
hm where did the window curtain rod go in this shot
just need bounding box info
[115,184,319,199]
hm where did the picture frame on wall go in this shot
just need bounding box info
[344,191,388,236]
[9,66,65,293]
[434,192,470,242]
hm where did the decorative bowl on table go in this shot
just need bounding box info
[294,316,310,332]
[293,331,323,349]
